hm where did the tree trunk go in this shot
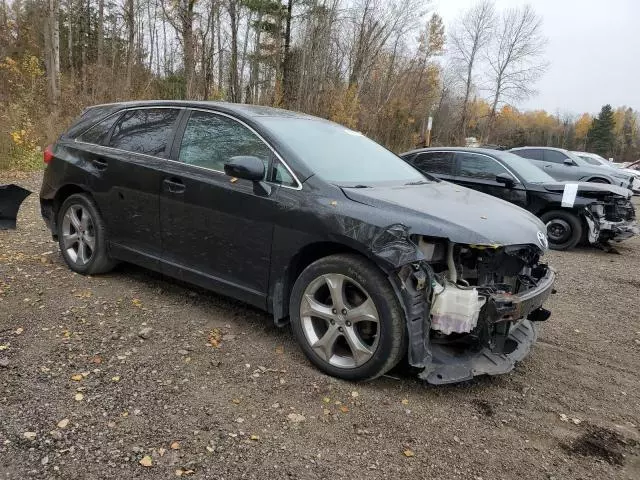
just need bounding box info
[216,4,223,93]
[228,0,240,103]
[67,0,73,79]
[45,0,60,105]
[97,0,104,67]
[281,0,294,108]
[182,0,195,99]
[126,0,135,94]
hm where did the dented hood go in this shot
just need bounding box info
[341,181,547,248]
[541,181,632,199]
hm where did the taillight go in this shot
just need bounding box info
[43,144,54,164]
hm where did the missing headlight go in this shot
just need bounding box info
[417,237,446,262]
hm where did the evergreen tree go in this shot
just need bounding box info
[586,104,615,157]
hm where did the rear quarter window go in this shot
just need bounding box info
[76,114,121,145]
[412,152,455,175]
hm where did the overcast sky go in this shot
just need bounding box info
[433,0,640,116]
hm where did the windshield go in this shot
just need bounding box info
[495,151,556,183]
[578,155,602,166]
[260,117,428,186]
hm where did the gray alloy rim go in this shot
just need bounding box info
[61,204,96,266]
[546,219,572,243]
[300,273,380,369]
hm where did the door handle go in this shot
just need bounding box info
[163,177,186,194]
[93,158,108,170]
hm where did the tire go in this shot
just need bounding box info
[540,210,583,251]
[57,193,116,275]
[289,253,407,381]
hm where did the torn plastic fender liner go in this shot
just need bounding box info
[391,262,434,369]
[0,184,31,230]
[583,207,600,244]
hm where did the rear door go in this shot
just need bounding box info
[76,107,183,269]
[159,109,297,308]
[410,151,456,181]
[453,152,528,207]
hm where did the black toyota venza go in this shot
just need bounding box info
[40,101,555,384]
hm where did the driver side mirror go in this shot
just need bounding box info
[563,158,576,166]
[224,156,271,195]
[495,172,516,188]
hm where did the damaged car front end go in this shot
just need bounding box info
[581,192,639,244]
[394,240,554,384]
[337,180,556,384]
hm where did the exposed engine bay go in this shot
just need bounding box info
[583,195,639,244]
[395,239,555,384]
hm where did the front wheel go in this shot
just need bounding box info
[540,210,583,250]
[289,254,407,381]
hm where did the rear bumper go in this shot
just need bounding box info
[416,266,555,384]
[40,198,56,237]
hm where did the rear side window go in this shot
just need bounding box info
[178,111,292,181]
[109,108,180,157]
[543,150,569,164]
[512,149,543,161]
[412,152,455,175]
[77,114,121,145]
[456,152,509,180]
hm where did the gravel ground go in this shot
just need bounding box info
[1,171,639,480]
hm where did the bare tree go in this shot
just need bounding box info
[44,0,60,104]
[125,0,135,93]
[484,5,547,141]
[449,0,494,142]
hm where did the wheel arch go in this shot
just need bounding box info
[270,241,373,325]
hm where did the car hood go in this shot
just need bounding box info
[541,181,632,199]
[341,182,547,249]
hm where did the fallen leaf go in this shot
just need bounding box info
[403,449,415,457]
[132,298,143,308]
[231,398,241,404]
[170,441,180,450]
[206,446,214,452]
[322,397,331,404]
[208,328,222,347]
[351,391,359,398]
[57,418,69,429]
[250,435,260,441]
[23,432,37,440]
[15,327,23,335]
[71,374,83,381]
[74,393,84,401]
[91,356,102,364]
[111,376,120,382]
[339,406,349,413]
[559,413,568,422]
[275,345,284,354]
[139,455,153,467]
[323,409,330,415]
[0,344,9,351]
[158,448,166,456]
[401,399,409,405]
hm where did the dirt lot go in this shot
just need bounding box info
[1,171,639,479]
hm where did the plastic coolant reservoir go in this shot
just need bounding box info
[430,281,487,335]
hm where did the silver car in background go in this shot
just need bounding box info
[510,147,635,190]
[572,151,640,193]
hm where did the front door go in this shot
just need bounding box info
[453,152,528,208]
[159,109,296,308]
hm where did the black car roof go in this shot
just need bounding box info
[401,147,503,157]
[87,100,317,120]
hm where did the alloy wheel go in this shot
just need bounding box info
[61,204,96,266]
[299,273,380,369]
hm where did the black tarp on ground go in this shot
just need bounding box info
[0,184,31,229]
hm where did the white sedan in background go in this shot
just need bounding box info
[573,151,640,193]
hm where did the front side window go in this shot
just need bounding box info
[543,150,569,164]
[179,111,296,187]
[77,114,121,145]
[412,152,455,175]
[457,153,509,180]
[109,108,180,157]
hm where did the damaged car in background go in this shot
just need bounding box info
[401,147,638,251]
[40,100,555,384]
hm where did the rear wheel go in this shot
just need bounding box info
[57,193,116,274]
[540,210,583,251]
[289,254,406,381]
